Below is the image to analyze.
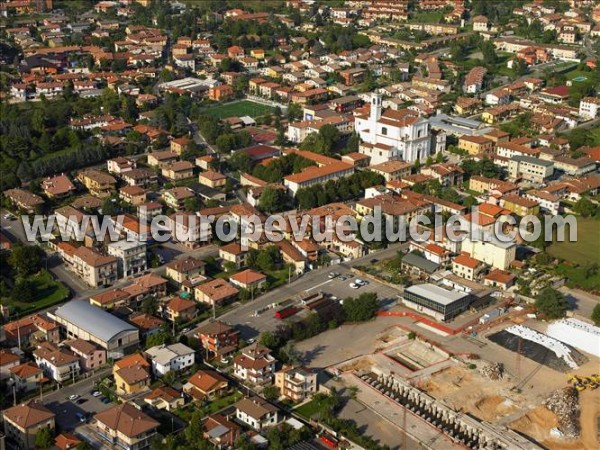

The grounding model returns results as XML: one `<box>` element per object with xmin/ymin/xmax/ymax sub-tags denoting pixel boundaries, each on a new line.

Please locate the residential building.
<box><xmin>145</xmin><ymin>343</ymin><xmax>195</xmax><ymax>376</ymax></box>
<box><xmin>501</xmin><ymin>194</ymin><xmax>541</xmax><ymax>217</ymax></box>
<box><xmin>451</xmin><ymin>254</ymin><xmax>486</xmax><ymax>281</ymax></box>
<box><xmin>3</xmin><ymin>188</ymin><xmax>44</xmax><ymax>213</ymax></box>
<box><xmin>461</xmin><ymin>235</ymin><xmax>517</xmax><ymax>270</ymax></box>
<box><xmin>197</xmin><ymin>320</ymin><xmax>240</xmax><ymax>360</ymax></box>
<box><xmin>202</xmin><ymin>414</ymin><xmax>241</xmax><ymax>448</ymax></box>
<box><xmin>128</xmin><ymin>313</ymin><xmax>165</xmax><ymax>338</ymax></box>
<box><xmin>9</xmin><ymin>363</ymin><xmax>44</xmax><ymax>393</ymax></box>
<box><xmin>163</xmin><ymin>296</ymin><xmax>197</xmax><ymax>323</ymax></box>
<box><xmin>219</xmin><ymin>242</ymin><xmax>248</xmax><ymax>269</ymax></box>
<box><xmin>183</xmin><ymin>369</ymin><xmax>229</xmax><ymax>401</ymax></box>
<box><xmin>33</xmin><ymin>342</ymin><xmax>80</xmax><ymax>383</ymax></box>
<box><xmin>2</xmin><ymin>314</ymin><xmax>60</xmax><ymax>347</ymax></box>
<box><xmin>61</xmin><ymin>246</ymin><xmax>118</xmax><ymax>288</ymax></box>
<box><xmin>94</xmin><ymin>403</ymin><xmax>159</xmax><ymax>450</ymax></box>
<box><xmin>199</xmin><ymin>170</ymin><xmax>227</xmax><ymax>188</ymax></box>
<box><xmin>229</xmin><ymin>269</ymin><xmax>267</xmax><ymax>291</ymax></box>
<box><xmin>65</xmin><ymin>339</ymin><xmax>106</xmax><ymax>371</ymax></box>
<box><xmin>77</xmin><ymin>170</ymin><xmax>117</xmax><ymax>197</ymax></box>
<box><xmin>402</xmin><ymin>284</ymin><xmax>471</xmax><ymax>321</ymax></box>
<box><xmin>233</xmin><ymin>343</ymin><xmax>276</xmax><ymax>385</ymax></box>
<box><xmin>2</xmin><ymin>401</ymin><xmax>55</xmax><ymax>450</ymax></box>
<box><xmin>41</xmin><ymin>174</ymin><xmax>76</xmax><ymax>198</ymax></box>
<box><xmin>508</xmin><ymin>155</ymin><xmax>554</xmax><ymax>183</ymax></box>
<box><xmin>165</xmin><ymin>256</ymin><xmax>205</xmax><ymax>287</ymax></box>
<box><xmin>195</xmin><ymin>279</ymin><xmax>239</xmax><ymax>305</ymax></box>
<box><xmin>89</xmin><ymin>289</ymin><xmax>131</xmax><ymax>309</ymax></box>
<box><xmin>579</xmin><ymin>97</ymin><xmax>600</xmax><ymax>119</ymax></box>
<box><xmin>458</xmin><ymin>135</ymin><xmax>494</xmax><ymax>155</ymax></box>
<box><xmin>234</xmin><ymin>397</ymin><xmax>280</xmax><ymax>431</ymax></box>
<box><xmin>143</xmin><ymin>386</ymin><xmax>184</xmax><ymax>412</ymax></box>
<box><xmin>113</xmin><ymin>354</ymin><xmax>151</xmax><ymax>396</ymax></box>
<box><xmin>107</xmin><ymin>240</ymin><xmax>147</xmax><ymax>278</ymax></box>
<box><xmin>367</xmin><ymin>160</ymin><xmax>412</xmax><ymax>182</ymax></box>
<box><xmin>0</xmin><ymin>350</ymin><xmax>20</xmax><ymax>380</ymax></box>
<box><xmin>162</xmin><ymin>161</ymin><xmax>194</xmax><ymax>181</ymax></box>
<box><xmin>274</xmin><ymin>366</ymin><xmax>318</xmax><ymax>401</ymax></box>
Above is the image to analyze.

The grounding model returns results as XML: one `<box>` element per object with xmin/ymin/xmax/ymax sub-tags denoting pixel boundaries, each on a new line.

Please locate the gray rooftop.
<box><xmin>405</xmin><ymin>283</ymin><xmax>469</xmax><ymax>306</ymax></box>
<box><xmin>402</xmin><ymin>252</ymin><xmax>440</xmax><ymax>274</ymax></box>
<box><xmin>511</xmin><ymin>155</ymin><xmax>554</xmax><ymax>167</ymax></box>
<box><xmin>53</xmin><ymin>301</ymin><xmax>138</xmax><ymax>343</ymax></box>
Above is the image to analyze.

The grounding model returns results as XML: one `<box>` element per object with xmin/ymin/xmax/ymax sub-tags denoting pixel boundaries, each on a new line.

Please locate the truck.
<box><xmin>275</xmin><ymin>306</ymin><xmax>299</xmax><ymax>319</ymax></box>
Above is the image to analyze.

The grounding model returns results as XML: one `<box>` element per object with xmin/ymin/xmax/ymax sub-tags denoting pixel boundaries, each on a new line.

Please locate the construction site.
<box><xmin>302</xmin><ymin>305</ymin><xmax>600</xmax><ymax>450</ymax></box>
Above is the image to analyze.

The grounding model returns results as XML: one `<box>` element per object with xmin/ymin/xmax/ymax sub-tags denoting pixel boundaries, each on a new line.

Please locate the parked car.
<box><xmin>92</xmin><ymin>391</ymin><xmax>101</xmax><ymax>397</ymax></box>
<box><xmin>349</xmin><ymin>283</ymin><xmax>359</xmax><ymax>289</ymax></box>
<box><xmin>328</xmin><ymin>272</ymin><xmax>339</xmax><ymax>279</ymax></box>
<box><xmin>68</xmin><ymin>394</ymin><xmax>79</xmax><ymax>401</ymax></box>
<box><xmin>76</xmin><ymin>413</ymin><xmax>86</xmax><ymax>423</ymax></box>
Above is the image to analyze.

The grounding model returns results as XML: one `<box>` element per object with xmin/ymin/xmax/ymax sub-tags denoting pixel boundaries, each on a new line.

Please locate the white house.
<box><xmin>33</xmin><ymin>343</ymin><xmax>80</xmax><ymax>383</ymax></box>
<box><xmin>234</xmin><ymin>397</ymin><xmax>280</xmax><ymax>431</ymax></box>
<box><xmin>145</xmin><ymin>343</ymin><xmax>195</xmax><ymax>376</ymax></box>
<box><xmin>579</xmin><ymin>97</ymin><xmax>600</xmax><ymax>119</ymax></box>
<box><xmin>355</xmin><ymin>93</ymin><xmax>434</xmax><ymax>164</ymax></box>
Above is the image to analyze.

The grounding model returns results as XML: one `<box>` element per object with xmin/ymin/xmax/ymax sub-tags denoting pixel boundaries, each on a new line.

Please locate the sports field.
<box><xmin>203</xmin><ymin>100</ymin><xmax>276</xmax><ymax>119</ymax></box>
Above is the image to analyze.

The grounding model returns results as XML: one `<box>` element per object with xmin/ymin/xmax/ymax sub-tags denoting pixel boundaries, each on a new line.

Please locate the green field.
<box><xmin>548</xmin><ymin>217</ymin><xmax>600</xmax><ymax>290</ymax></box>
<box><xmin>2</xmin><ymin>270</ymin><xmax>70</xmax><ymax>314</ymax></box>
<box><xmin>408</xmin><ymin>11</ymin><xmax>445</xmax><ymax>23</ymax></box>
<box><xmin>203</xmin><ymin>100</ymin><xmax>276</xmax><ymax>119</ymax></box>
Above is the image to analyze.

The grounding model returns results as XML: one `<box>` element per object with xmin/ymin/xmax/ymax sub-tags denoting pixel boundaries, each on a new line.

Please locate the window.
<box><xmin>382</xmin><ymin>127</ymin><xmax>388</xmax><ymax>136</ymax></box>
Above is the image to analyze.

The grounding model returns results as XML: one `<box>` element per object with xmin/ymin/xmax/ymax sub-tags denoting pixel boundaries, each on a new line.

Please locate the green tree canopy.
<box><xmin>534</xmin><ymin>287</ymin><xmax>569</xmax><ymax>319</ymax></box>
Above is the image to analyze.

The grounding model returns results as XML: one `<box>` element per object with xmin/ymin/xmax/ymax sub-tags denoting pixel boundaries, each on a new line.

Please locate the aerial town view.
<box><xmin>1</xmin><ymin>0</ymin><xmax>600</xmax><ymax>449</ymax></box>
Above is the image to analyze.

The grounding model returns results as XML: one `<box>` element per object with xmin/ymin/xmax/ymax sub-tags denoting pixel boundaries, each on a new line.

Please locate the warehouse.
<box><xmin>49</xmin><ymin>301</ymin><xmax>139</xmax><ymax>359</ymax></box>
<box><xmin>402</xmin><ymin>283</ymin><xmax>471</xmax><ymax>321</ymax></box>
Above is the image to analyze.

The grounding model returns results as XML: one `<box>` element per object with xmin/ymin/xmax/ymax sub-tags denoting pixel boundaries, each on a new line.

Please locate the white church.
<box><xmin>355</xmin><ymin>93</ymin><xmax>442</xmax><ymax>165</ymax></box>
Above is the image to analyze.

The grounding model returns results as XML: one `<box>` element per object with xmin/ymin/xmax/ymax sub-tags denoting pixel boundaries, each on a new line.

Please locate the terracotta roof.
<box><xmin>186</xmin><ymin>369</ymin><xmax>228</xmax><ymax>393</ymax></box>
<box><xmin>200</xmin><ymin>170</ymin><xmax>227</xmax><ymax>181</ymax></box>
<box><xmin>41</xmin><ymin>174</ymin><xmax>76</xmax><ymax>196</ymax></box>
<box><xmin>33</xmin><ymin>342</ymin><xmax>79</xmax><ymax>366</ymax></box>
<box><xmin>230</xmin><ymin>269</ymin><xmax>267</xmax><ymax>286</ymax></box>
<box><xmin>115</xmin><ymin>364</ymin><xmax>150</xmax><ymax>384</ymax></box>
<box><xmin>9</xmin><ymin>362</ymin><xmax>42</xmax><ymax>379</ymax></box>
<box><xmin>502</xmin><ymin>194</ymin><xmax>539</xmax><ymax>208</ymax></box>
<box><xmin>74</xmin><ymin>246</ymin><xmax>117</xmax><ymax>267</ymax></box>
<box><xmin>94</xmin><ymin>403</ymin><xmax>159</xmax><ymax>438</ymax></box>
<box><xmin>166</xmin><ymin>256</ymin><xmax>205</xmax><ymax>273</ymax></box>
<box><xmin>196</xmin><ymin>279</ymin><xmax>239</xmax><ymax>303</ymax></box>
<box><xmin>167</xmin><ymin>296</ymin><xmax>196</xmax><ymax>312</ymax></box>
<box><xmin>485</xmin><ymin>269</ymin><xmax>516</xmax><ymax>284</ymax></box>
<box><xmin>197</xmin><ymin>320</ymin><xmax>236</xmax><ymax>336</ymax></box>
<box><xmin>0</xmin><ymin>349</ymin><xmax>20</xmax><ymax>366</ymax></box>
<box><xmin>453</xmin><ymin>254</ymin><xmax>483</xmax><ymax>269</ymax></box>
<box><xmin>55</xmin><ymin>433</ymin><xmax>81</xmax><ymax>450</ymax></box>
<box><xmin>129</xmin><ymin>313</ymin><xmax>164</xmax><ymax>332</ymax></box>
<box><xmin>234</xmin><ymin>397</ymin><xmax>278</xmax><ymax>419</ymax></box>
<box><xmin>65</xmin><ymin>339</ymin><xmax>100</xmax><ymax>355</ymax></box>
<box><xmin>144</xmin><ymin>385</ymin><xmax>180</xmax><ymax>402</ymax></box>
<box><xmin>3</xmin><ymin>400</ymin><xmax>55</xmax><ymax>429</ymax></box>
<box><xmin>114</xmin><ymin>353</ymin><xmax>150</xmax><ymax>371</ymax></box>
<box><xmin>90</xmin><ymin>289</ymin><xmax>130</xmax><ymax>305</ymax></box>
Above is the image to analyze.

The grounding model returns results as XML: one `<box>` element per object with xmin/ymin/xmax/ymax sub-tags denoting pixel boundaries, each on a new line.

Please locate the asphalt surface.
<box><xmin>190</xmin><ymin>242</ymin><xmax>408</xmax><ymax>340</ymax></box>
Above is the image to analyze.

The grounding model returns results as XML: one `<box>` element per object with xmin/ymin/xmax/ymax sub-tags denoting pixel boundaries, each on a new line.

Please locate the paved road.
<box><xmin>190</xmin><ymin>242</ymin><xmax>408</xmax><ymax>339</ymax></box>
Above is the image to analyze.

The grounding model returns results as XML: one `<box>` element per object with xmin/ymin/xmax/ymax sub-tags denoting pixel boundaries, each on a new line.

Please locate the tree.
<box><xmin>279</xmin><ymin>342</ymin><xmax>303</xmax><ymax>366</ymax></box>
<box><xmin>262</xmin><ymin>385</ymin><xmax>280</xmax><ymax>401</ymax></box>
<box><xmin>573</xmin><ymin>197</ymin><xmax>597</xmax><ymax>218</ymax></box>
<box><xmin>184</xmin><ymin>197</ymin><xmax>200</xmax><ymax>212</ymax></box>
<box><xmin>35</xmin><ymin>427</ymin><xmax>53</xmax><ymax>449</ymax></box>
<box><xmin>259</xmin><ymin>331</ymin><xmax>280</xmax><ymax>349</ymax></box>
<box><xmin>12</xmin><ymin>278</ymin><xmax>36</xmax><ymax>302</ymax></box>
<box><xmin>342</xmin><ymin>292</ymin><xmax>379</xmax><ymax>322</ymax></box>
<box><xmin>229</xmin><ymin>151</ymin><xmax>252</xmax><ymax>173</ymax></box>
<box><xmin>259</xmin><ymin>186</ymin><xmax>287</xmax><ymax>213</ymax></box>
<box><xmin>592</xmin><ymin>304</ymin><xmax>600</xmax><ymax>326</ymax></box>
<box><xmin>534</xmin><ymin>287</ymin><xmax>569</xmax><ymax>319</ymax></box>
<box><xmin>8</xmin><ymin>244</ymin><xmax>44</xmax><ymax>278</ymax></box>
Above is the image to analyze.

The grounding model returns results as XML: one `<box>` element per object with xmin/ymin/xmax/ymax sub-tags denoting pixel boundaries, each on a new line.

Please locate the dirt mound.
<box><xmin>474</xmin><ymin>395</ymin><xmax>518</xmax><ymax>422</ymax></box>
<box><xmin>510</xmin><ymin>406</ymin><xmax>559</xmax><ymax>439</ymax></box>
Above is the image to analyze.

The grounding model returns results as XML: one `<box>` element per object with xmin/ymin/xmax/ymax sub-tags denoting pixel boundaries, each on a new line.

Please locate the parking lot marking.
<box><xmin>306</xmin><ymin>279</ymin><xmax>333</xmax><ymax>292</ymax></box>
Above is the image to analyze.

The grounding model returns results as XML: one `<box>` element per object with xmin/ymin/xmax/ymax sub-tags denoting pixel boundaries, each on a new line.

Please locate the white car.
<box><xmin>92</xmin><ymin>391</ymin><xmax>101</xmax><ymax>397</ymax></box>
<box><xmin>354</xmin><ymin>278</ymin><xmax>365</xmax><ymax>286</ymax></box>
<box><xmin>68</xmin><ymin>394</ymin><xmax>79</xmax><ymax>401</ymax></box>
<box><xmin>349</xmin><ymin>283</ymin><xmax>360</xmax><ymax>289</ymax></box>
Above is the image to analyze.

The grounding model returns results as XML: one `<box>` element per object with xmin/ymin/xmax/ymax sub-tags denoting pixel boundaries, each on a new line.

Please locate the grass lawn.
<box><xmin>2</xmin><ymin>270</ymin><xmax>69</xmax><ymax>314</ymax></box>
<box><xmin>295</xmin><ymin>397</ymin><xmax>329</xmax><ymax>419</ymax></box>
<box><xmin>199</xmin><ymin>391</ymin><xmax>243</xmax><ymax>415</ymax></box>
<box><xmin>408</xmin><ymin>11</ymin><xmax>444</xmax><ymax>23</ymax></box>
<box><xmin>548</xmin><ymin>216</ymin><xmax>600</xmax><ymax>290</ymax></box>
<box><xmin>202</xmin><ymin>100</ymin><xmax>276</xmax><ymax>119</ymax></box>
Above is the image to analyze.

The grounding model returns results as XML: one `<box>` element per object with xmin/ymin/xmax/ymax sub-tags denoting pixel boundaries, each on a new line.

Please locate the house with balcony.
<box><xmin>33</xmin><ymin>342</ymin><xmax>80</xmax><ymax>383</ymax></box>
<box><xmin>94</xmin><ymin>403</ymin><xmax>159</xmax><ymax>450</ymax></box>
<box><xmin>9</xmin><ymin>363</ymin><xmax>44</xmax><ymax>393</ymax></box>
<box><xmin>107</xmin><ymin>240</ymin><xmax>147</xmax><ymax>278</ymax></box>
<box><xmin>2</xmin><ymin>400</ymin><xmax>55</xmax><ymax>450</ymax></box>
<box><xmin>234</xmin><ymin>397</ymin><xmax>280</xmax><ymax>431</ymax></box>
<box><xmin>197</xmin><ymin>321</ymin><xmax>240</xmax><ymax>360</ymax></box>
<box><xmin>145</xmin><ymin>343</ymin><xmax>195</xmax><ymax>376</ymax></box>
<box><xmin>113</xmin><ymin>354</ymin><xmax>151</xmax><ymax>396</ymax></box>
<box><xmin>233</xmin><ymin>343</ymin><xmax>277</xmax><ymax>385</ymax></box>
<box><xmin>274</xmin><ymin>366</ymin><xmax>318</xmax><ymax>402</ymax></box>
<box><xmin>65</xmin><ymin>339</ymin><xmax>106</xmax><ymax>372</ymax></box>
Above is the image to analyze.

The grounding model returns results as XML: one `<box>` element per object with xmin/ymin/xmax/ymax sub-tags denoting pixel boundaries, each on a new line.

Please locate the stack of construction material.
<box><xmin>480</xmin><ymin>362</ymin><xmax>504</xmax><ymax>380</ymax></box>
<box><xmin>543</xmin><ymin>387</ymin><xmax>580</xmax><ymax>438</ymax></box>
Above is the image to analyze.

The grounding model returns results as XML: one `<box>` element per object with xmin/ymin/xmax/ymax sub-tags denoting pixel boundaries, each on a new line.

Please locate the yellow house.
<box><xmin>250</xmin><ymin>49</ymin><xmax>265</xmax><ymax>60</ymax></box>
<box><xmin>458</xmin><ymin>135</ymin><xmax>494</xmax><ymax>156</ymax></box>
<box><xmin>113</xmin><ymin>354</ymin><xmax>151</xmax><ymax>396</ymax></box>
<box><xmin>264</xmin><ymin>66</ymin><xmax>282</xmax><ymax>79</ymax></box>
<box><xmin>199</xmin><ymin>170</ymin><xmax>227</xmax><ymax>188</ymax></box>
<box><xmin>77</xmin><ymin>170</ymin><xmax>117</xmax><ymax>197</ymax></box>
<box><xmin>500</xmin><ymin>194</ymin><xmax>540</xmax><ymax>217</ymax></box>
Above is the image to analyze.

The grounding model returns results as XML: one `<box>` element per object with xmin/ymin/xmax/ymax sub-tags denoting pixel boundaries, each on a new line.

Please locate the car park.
<box><xmin>76</xmin><ymin>398</ymin><xmax>87</xmax><ymax>405</ymax></box>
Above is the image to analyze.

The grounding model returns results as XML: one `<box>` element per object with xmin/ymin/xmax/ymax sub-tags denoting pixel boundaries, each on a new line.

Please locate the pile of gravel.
<box><xmin>543</xmin><ymin>387</ymin><xmax>580</xmax><ymax>438</ymax></box>
<box><xmin>480</xmin><ymin>362</ymin><xmax>504</xmax><ymax>380</ymax></box>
